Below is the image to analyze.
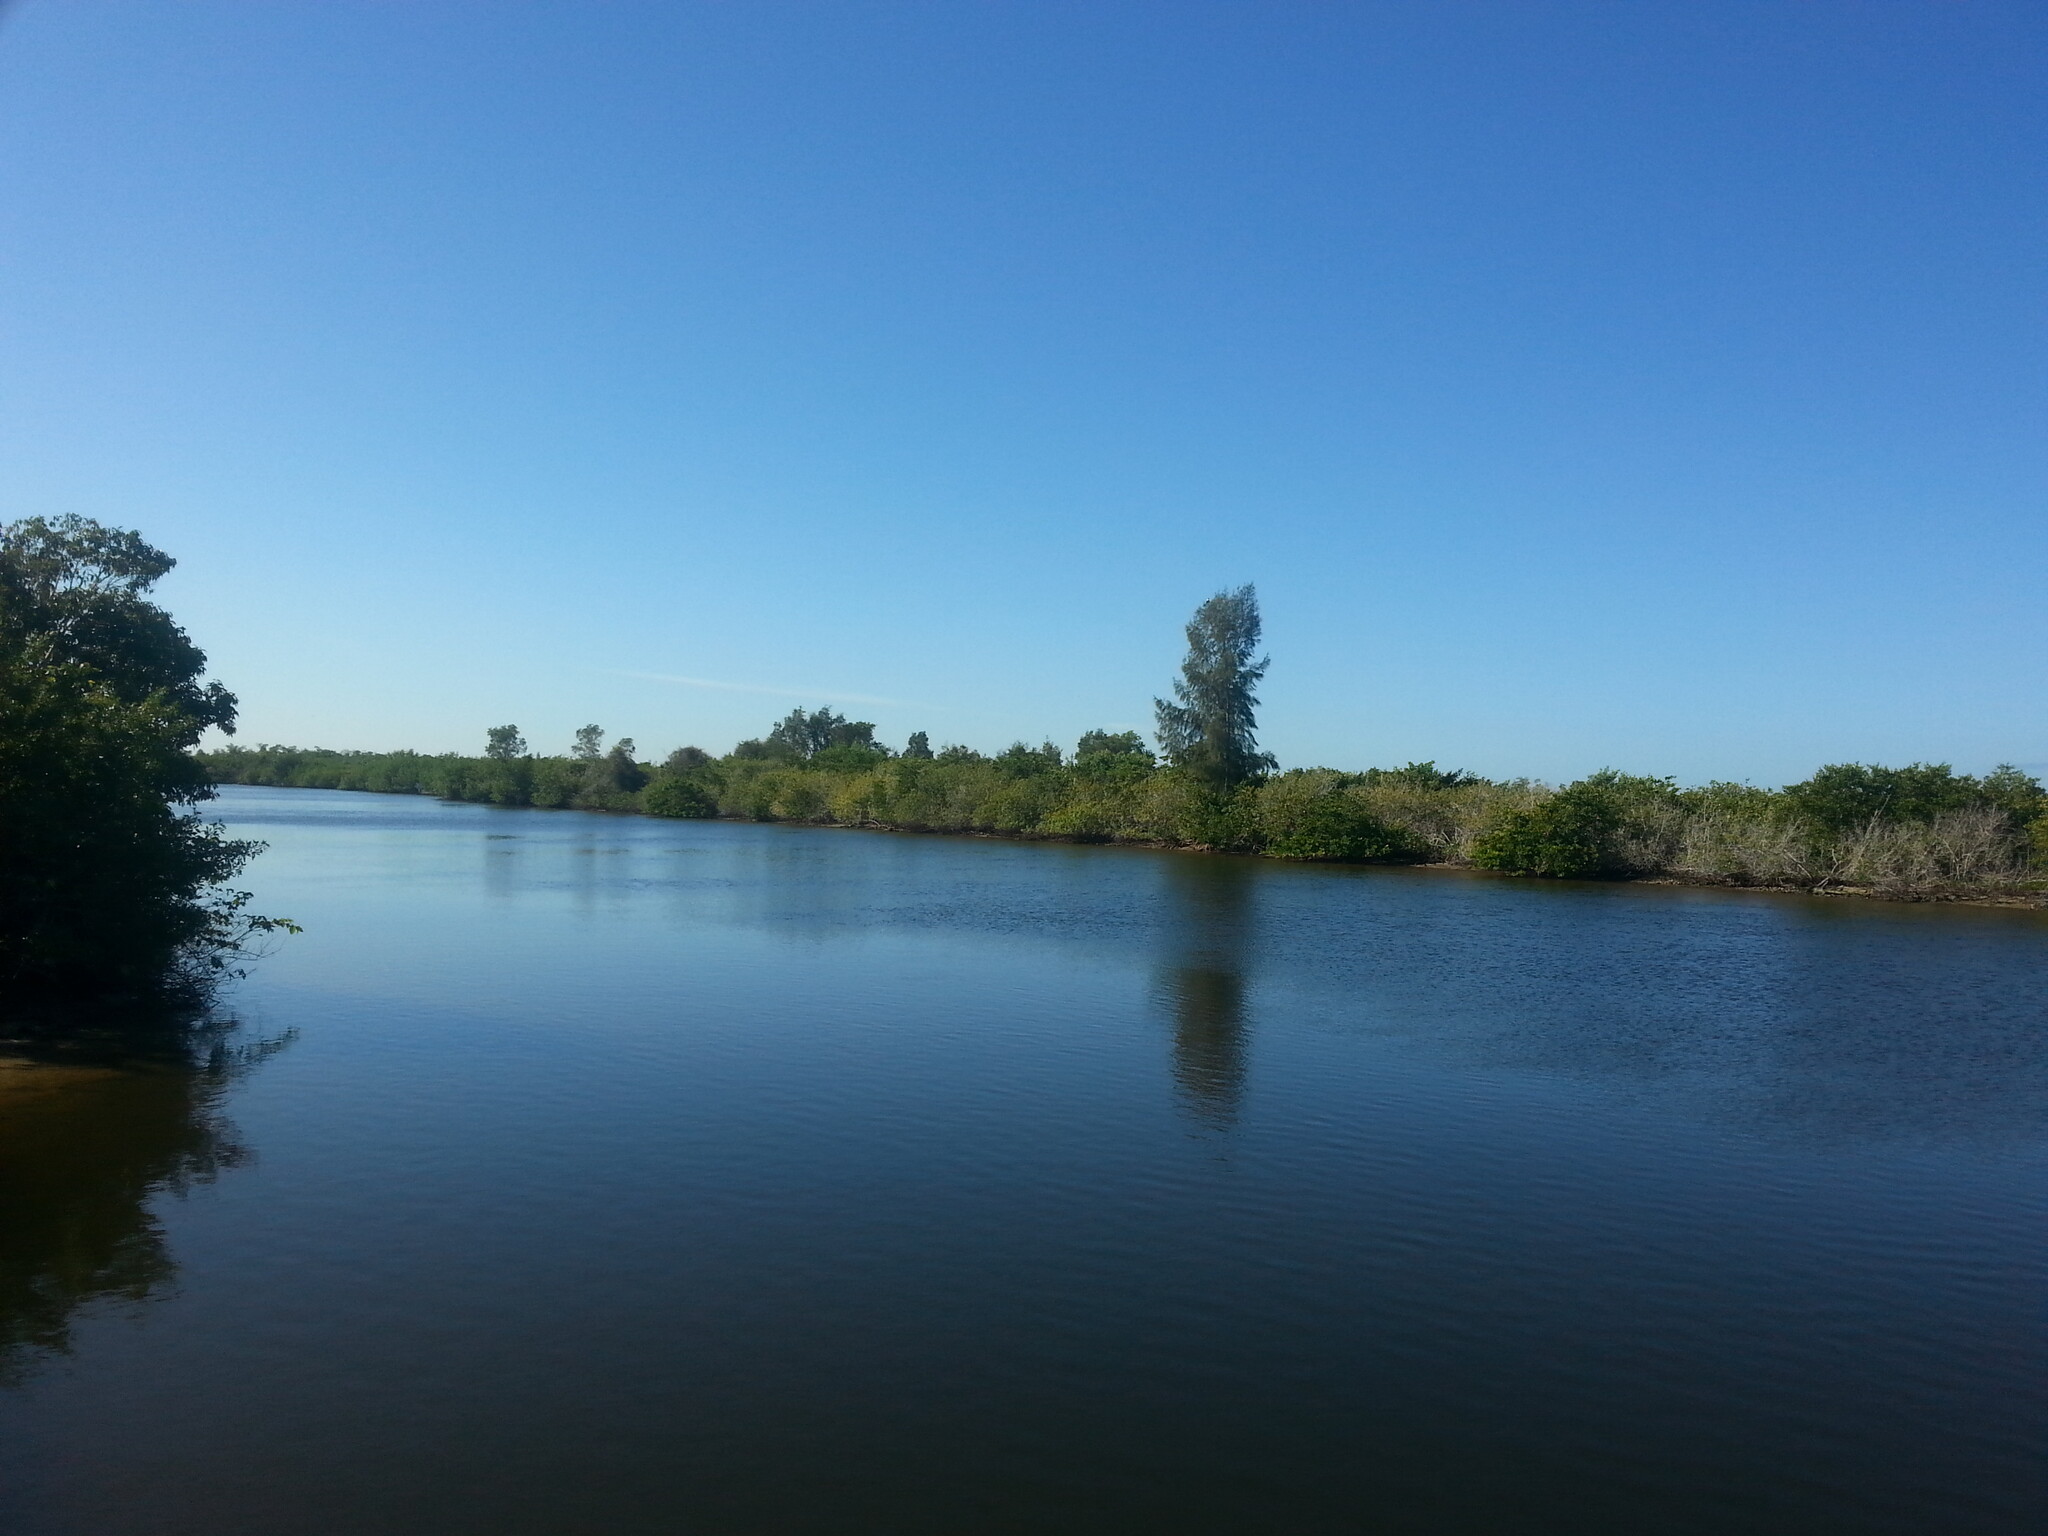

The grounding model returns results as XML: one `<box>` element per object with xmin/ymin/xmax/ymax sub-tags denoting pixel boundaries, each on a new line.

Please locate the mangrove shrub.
<box><xmin>0</xmin><ymin>517</ymin><xmax>283</xmax><ymax>1004</ymax></box>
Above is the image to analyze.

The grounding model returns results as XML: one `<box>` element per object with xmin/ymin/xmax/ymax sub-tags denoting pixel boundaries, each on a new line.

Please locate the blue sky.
<box><xmin>1</xmin><ymin>1</ymin><xmax>2041</xmax><ymax>782</ymax></box>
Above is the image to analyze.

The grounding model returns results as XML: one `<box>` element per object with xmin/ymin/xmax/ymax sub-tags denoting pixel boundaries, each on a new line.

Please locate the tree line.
<box><xmin>205</xmin><ymin>585</ymin><xmax>2048</xmax><ymax>901</ymax></box>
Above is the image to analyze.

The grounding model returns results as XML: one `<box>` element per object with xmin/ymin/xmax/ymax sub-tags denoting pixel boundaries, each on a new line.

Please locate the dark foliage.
<box><xmin>0</xmin><ymin>517</ymin><xmax>285</xmax><ymax>1004</ymax></box>
<box><xmin>1359</xmin><ymin>761</ymin><xmax>1479</xmax><ymax>790</ymax></box>
<box><xmin>1471</xmin><ymin>783</ymin><xmax>1625</xmax><ymax>878</ymax></box>
<box><xmin>1259</xmin><ymin>773</ymin><xmax>1421</xmax><ymax>862</ymax></box>
<box><xmin>1076</xmin><ymin>729</ymin><xmax>1147</xmax><ymax>759</ymax></box>
<box><xmin>602</xmin><ymin>739</ymin><xmax>649</xmax><ymax>794</ymax></box>
<box><xmin>1783</xmin><ymin>762</ymin><xmax>2037</xmax><ymax>833</ymax></box>
<box><xmin>643</xmin><ymin>776</ymin><xmax>717</xmax><ymax>818</ymax></box>
<box><xmin>995</xmin><ymin>741</ymin><xmax>1064</xmax><ymax>777</ymax></box>
<box><xmin>767</xmin><ymin>706</ymin><xmax>879</xmax><ymax>760</ymax></box>
<box><xmin>1155</xmin><ymin>585</ymin><xmax>1276</xmax><ymax>792</ymax></box>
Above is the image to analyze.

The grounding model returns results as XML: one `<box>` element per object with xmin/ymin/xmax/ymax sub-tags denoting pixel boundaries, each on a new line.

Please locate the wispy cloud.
<box><xmin>608</xmin><ymin>670</ymin><xmax>917</xmax><ymax>709</ymax></box>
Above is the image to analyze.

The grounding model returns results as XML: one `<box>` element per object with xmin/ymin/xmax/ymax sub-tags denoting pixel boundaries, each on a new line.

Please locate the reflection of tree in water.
<box><xmin>1158</xmin><ymin>857</ymin><xmax>1257</xmax><ymax>1128</ymax></box>
<box><xmin>0</xmin><ymin>1026</ymin><xmax>286</xmax><ymax>1382</ymax></box>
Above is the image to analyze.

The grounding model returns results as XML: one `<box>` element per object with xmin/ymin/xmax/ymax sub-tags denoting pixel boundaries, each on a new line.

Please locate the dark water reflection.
<box><xmin>0</xmin><ymin>788</ymin><xmax>2043</xmax><ymax>1536</ymax></box>
<box><xmin>0</xmin><ymin>1041</ymin><xmax>268</xmax><ymax>1383</ymax></box>
<box><xmin>1159</xmin><ymin>857</ymin><xmax>1255</xmax><ymax>1126</ymax></box>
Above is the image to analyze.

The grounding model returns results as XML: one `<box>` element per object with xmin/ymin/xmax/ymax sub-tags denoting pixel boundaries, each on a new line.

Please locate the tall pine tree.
<box><xmin>1154</xmin><ymin>585</ymin><xmax>1276</xmax><ymax>792</ymax></box>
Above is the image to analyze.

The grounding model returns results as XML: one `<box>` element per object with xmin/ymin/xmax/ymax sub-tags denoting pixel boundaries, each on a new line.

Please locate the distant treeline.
<box><xmin>203</xmin><ymin>716</ymin><xmax>2048</xmax><ymax>902</ymax></box>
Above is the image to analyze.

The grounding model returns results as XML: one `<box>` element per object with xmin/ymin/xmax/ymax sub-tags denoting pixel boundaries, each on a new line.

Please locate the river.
<box><xmin>2</xmin><ymin>784</ymin><xmax>2043</xmax><ymax>1534</ymax></box>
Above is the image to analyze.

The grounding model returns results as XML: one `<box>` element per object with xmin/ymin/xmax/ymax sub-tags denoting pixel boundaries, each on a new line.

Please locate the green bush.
<box><xmin>809</xmin><ymin>744</ymin><xmax>889</xmax><ymax>773</ymax></box>
<box><xmin>1470</xmin><ymin>784</ymin><xmax>1623</xmax><ymax>878</ymax></box>
<box><xmin>643</xmin><ymin>776</ymin><xmax>717</xmax><ymax>818</ymax></box>
<box><xmin>529</xmin><ymin>758</ymin><xmax>582</xmax><ymax>808</ymax></box>
<box><xmin>723</xmin><ymin>771</ymin><xmax>780</xmax><ymax>821</ymax></box>
<box><xmin>1257</xmin><ymin>771</ymin><xmax>1418</xmax><ymax>862</ymax></box>
<box><xmin>770</xmin><ymin>775</ymin><xmax>831</xmax><ymax>821</ymax></box>
<box><xmin>1172</xmin><ymin>780</ymin><xmax>1264</xmax><ymax>852</ymax></box>
<box><xmin>1784</xmin><ymin>763</ymin><xmax>1982</xmax><ymax>832</ymax></box>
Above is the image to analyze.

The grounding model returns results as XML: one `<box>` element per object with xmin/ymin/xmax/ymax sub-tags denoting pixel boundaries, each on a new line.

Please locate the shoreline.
<box><xmin>212</xmin><ymin>782</ymin><xmax>2048</xmax><ymax>910</ymax></box>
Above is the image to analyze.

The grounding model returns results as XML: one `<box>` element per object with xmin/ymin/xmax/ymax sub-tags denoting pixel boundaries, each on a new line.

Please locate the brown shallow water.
<box><xmin>1</xmin><ymin>784</ymin><xmax>2043</xmax><ymax>1534</ymax></box>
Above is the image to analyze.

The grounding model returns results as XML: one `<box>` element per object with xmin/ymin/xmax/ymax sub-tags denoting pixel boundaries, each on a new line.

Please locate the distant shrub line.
<box><xmin>200</xmin><ymin>739</ymin><xmax>2048</xmax><ymax>903</ymax></box>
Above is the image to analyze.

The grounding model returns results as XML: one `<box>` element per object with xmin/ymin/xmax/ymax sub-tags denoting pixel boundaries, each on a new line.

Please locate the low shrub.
<box><xmin>1470</xmin><ymin>784</ymin><xmax>1624</xmax><ymax>878</ymax></box>
<box><xmin>643</xmin><ymin>776</ymin><xmax>717</xmax><ymax>818</ymax></box>
<box><xmin>1673</xmin><ymin>811</ymin><xmax>1833</xmax><ymax>888</ymax></box>
<box><xmin>1257</xmin><ymin>772</ymin><xmax>1418</xmax><ymax>862</ymax></box>
<box><xmin>1835</xmin><ymin>806</ymin><xmax>2028</xmax><ymax>895</ymax></box>
<box><xmin>1350</xmin><ymin>778</ymin><xmax>1538</xmax><ymax>862</ymax></box>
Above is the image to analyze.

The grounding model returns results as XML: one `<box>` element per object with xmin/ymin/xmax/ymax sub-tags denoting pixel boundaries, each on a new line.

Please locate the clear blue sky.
<box><xmin>1</xmin><ymin>1</ymin><xmax>2041</xmax><ymax>783</ymax></box>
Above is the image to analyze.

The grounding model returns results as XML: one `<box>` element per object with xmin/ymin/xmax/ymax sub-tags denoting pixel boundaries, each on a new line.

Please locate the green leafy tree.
<box><xmin>767</xmin><ymin>706</ymin><xmax>879</xmax><ymax>760</ymax></box>
<box><xmin>1360</xmin><ymin>761</ymin><xmax>1479</xmax><ymax>790</ymax></box>
<box><xmin>480</xmin><ymin>725</ymin><xmax>532</xmax><ymax>805</ymax></box>
<box><xmin>995</xmin><ymin>741</ymin><xmax>1063</xmax><ymax>777</ymax></box>
<box><xmin>1977</xmin><ymin>764</ymin><xmax>2046</xmax><ymax>825</ymax></box>
<box><xmin>664</xmin><ymin>746</ymin><xmax>712</xmax><ymax>772</ymax></box>
<box><xmin>1782</xmin><ymin>763</ymin><xmax>1982</xmax><ymax>832</ymax></box>
<box><xmin>0</xmin><ymin>517</ymin><xmax>286</xmax><ymax>1005</ymax></box>
<box><xmin>602</xmin><ymin>738</ymin><xmax>649</xmax><ymax>794</ymax></box>
<box><xmin>1076</xmin><ymin>729</ymin><xmax>1148</xmax><ymax>760</ymax></box>
<box><xmin>827</xmin><ymin>717</ymin><xmax>878</xmax><ymax>751</ymax></box>
<box><xmin>1155</xmin><ymin>585</ymin><xmax>1277</xmax><ymax>792</ymax></box>
<box><xmin>0</xmin><ymin>516</ymin><xmax>235</xmax><ymax>732</ymax></box>
<box><xmin>572</xmin><ymin>724</ymin><xmax>605</xmax><ymax>761</ymax></box>
<box><xmin>1073</xmin><ymin>729</ymin><xmax>1155</xmax><ymax>783</ymax></box>
<box><xmin>767</xmin><ymin>708</ymin><xmax>824</xmax><ymax>757</ymax></box>
<box><xmin>902</xmin><ymin>731</ymin><xmax>933</xmax><ymax>760</ymax></box>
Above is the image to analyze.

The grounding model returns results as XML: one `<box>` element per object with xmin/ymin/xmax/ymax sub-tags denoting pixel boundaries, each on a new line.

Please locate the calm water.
<box><xmin>2</xmin><ymin>785</ymin><xmax>2044</xmax><ymax>1534</ymax></box>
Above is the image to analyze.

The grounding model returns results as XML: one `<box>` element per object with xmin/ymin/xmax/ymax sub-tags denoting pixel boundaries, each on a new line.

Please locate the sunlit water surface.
<box><xmin>2</xmin><ymin>785</ymin><xmax>2043</xmax><ymax>1534</ymax></box>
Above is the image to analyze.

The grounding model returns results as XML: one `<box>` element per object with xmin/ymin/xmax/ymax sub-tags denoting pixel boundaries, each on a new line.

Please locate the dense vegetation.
<box><xmin>201</xmin><ymin>740</ymin><xmax>2048</xmax><ymax>899</ymax></box>
<box><xmin>204</xmin><ymin>586</ymin><xmax>2048</xmax><ymax>902</ymax></box>
<box><xmin>0</xmin><ymin>518</ymin><xmax>289</xmax><ymax>1017</ymax></box>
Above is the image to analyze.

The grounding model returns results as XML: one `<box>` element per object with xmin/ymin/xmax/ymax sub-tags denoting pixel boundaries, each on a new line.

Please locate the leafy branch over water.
<box><xmin>0</xmin><ymin>517</ymin><xmax>294</xmax><ymax>1021</ymax></box>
